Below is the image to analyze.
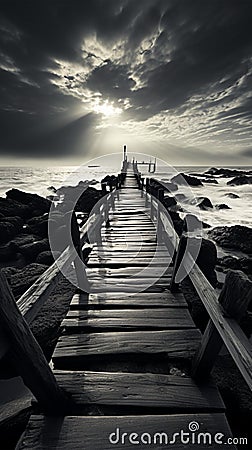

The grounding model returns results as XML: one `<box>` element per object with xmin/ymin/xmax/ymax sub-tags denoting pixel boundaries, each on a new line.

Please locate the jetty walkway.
<box><xmin>0</xmin><ymin>161</ymin><xmax>251</xmax><ymax>448</ymax></box>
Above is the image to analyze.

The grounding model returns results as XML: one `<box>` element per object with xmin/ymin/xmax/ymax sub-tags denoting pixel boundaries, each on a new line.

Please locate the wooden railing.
<box><xmin>0</xmin><ymin>167</ymin><xmax>251</xmax><ymax>425</ymax></box>
<box><xmin>0</xmin><ymin>186</ymin><xmax>119</xmax><ymax>420</ymax></box>
<box><xmin>140</xmin><ymin>175</ymin><xmax>252</xmax><ymax>391</ymax></box>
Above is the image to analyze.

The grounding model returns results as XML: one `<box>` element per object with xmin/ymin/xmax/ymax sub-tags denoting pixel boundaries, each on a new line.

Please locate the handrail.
<box><xmin>0</xmin><ymin>188</ymin><xmax>116</xmax><ymax>362</ymax></box>
<box><xmin>142</xmin><ymin>178</ymin><xmax>252</xmax><ymax>390</ymax></box>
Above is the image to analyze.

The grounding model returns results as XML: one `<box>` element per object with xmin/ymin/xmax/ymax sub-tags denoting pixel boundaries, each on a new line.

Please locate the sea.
<box><xmin>0</xmin><ymin>163</ymin><xmax>251</xmax><ymax>228</ymax></box>
<box><xmin>0</xmin><ymin>162</ymin><xmax>251</xmax><ymax>413</ymax></box>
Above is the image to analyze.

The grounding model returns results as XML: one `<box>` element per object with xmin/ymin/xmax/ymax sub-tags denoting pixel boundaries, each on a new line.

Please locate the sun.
<box><xmin>93</xmin><ymin>99</ymin><xmax>122</xmax><ymax>117</ymax></box>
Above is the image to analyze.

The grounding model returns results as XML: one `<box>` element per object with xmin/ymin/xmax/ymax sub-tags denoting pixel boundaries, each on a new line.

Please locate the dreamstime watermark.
<box><xmin>108</xmin><ymin>421</ymin><xmax>248</xmax><ymax>446</ymax></box>
<box><xmin>48</xmin><ymin>152</ymin><xmax>203</xmax><ymax>293</ymax></box>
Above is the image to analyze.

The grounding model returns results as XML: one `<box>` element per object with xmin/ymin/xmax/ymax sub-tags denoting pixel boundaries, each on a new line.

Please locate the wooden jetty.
<box><xmin>0</xmin><ymin>160</ymin><xmax>251</xmax><ymax>449</ymax></box>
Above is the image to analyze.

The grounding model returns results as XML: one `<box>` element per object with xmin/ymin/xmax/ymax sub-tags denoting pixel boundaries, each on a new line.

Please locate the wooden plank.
<box><xmin>62</xmin><ymin>308</ymin><xmax>195</xmax><ymax>331</ymax></box>
<box><xmin>54</xmin><ymin>370</ymin><xmax>224</xmax><ymax>410</ymax></box>
<box><xmin>187</xmin><ymin>257</ymin><xmax>252</xmax><ymax>390</ymax></box>
<box><xmin>70</xmin><ymin>292</ymin><xmax>187</xmax><ymax>309</ymax></box>
<box><xmin>17</xmin><ymin>414</ymin><xmax>236</xmax><ymax>449</ymax></box>
<box><xmin>86</xmin><ymin>267</ymin><xmax>172</xmax><ymax>277</ymax></box>
<box><xmin>52</xmin><ymin>329</ymin><xmax>202</xmax><ymax>366</ymax></box>
<box><xmin>192</xmin><ymin>270</ymin><xmax>252</xmax><ymax>379</ymax></box>
<box><xmin>0</xmin><ymin>273</ymin><xmax>69</xmax><ymax>413</ymax></box>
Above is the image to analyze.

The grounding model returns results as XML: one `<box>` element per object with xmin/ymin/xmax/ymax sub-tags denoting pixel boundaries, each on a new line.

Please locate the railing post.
<box><xmin>0</xmin><ymin>272</ymin><xmax>70</xmax><ymax>414</ymax></box>
<box><xmin>156</xmin><ymin>189</ymin><xmax>164</xmax><ymax>240</ymax></box>
<box><xmin>192</xmin><ymin>270</ymin><xmax>252</xmax><ymax>379</ymax></box>
<box><xmin>101</xmin><ymin>182</ymin><xmax>107</xmax><ymax>195</ymax></box>
<box><xmin>72</xmin><ymin>212</ymin><xmax>90</xmax><ymax>291</ymax></box>
<box><xmin>170</xmin><ymin>234</ymin><xmax>187</xmax><ymax>292</ymax></box>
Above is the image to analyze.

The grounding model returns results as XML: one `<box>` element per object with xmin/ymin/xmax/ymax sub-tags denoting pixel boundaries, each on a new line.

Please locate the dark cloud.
<box><xmin>0</xmin><ymin>0</ymin><xmax>252</xmax><ymax>158</ymax></box>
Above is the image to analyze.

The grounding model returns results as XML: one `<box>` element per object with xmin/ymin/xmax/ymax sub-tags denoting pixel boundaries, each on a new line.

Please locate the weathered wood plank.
<box><xmin>17</xmin><ymin>414</ymin><xmax>235</xmax><ymax>449</ymax></box>
<box><xmin>54</xmin><ymin>370</ymin><xmax>224</xmax><ymax>410</ymax></box>
<box><xmin>192</xmin><ymin>270</ymin><xmax>252</xmax><ymax>379</ymax></box>
<box><xmin>187</xmin><ymin>257</ymin><xmax>252</xmax><ymax>390</ymax></box>
<box><xmin>70</xmin><ymin>292</ymin><xmax>187</xmax><ymax>309</ymax></box>
<box><xmin>86</xmin><ymin>267</ymin><xmax>172</xmax><ymax>278</ymax></box>
<box><xmin>52</xmin><ymin>329</ymin><xmax>202</xmax><ymax>367</ymax></box>
<box><xmin>62</xmin><ymin>308</ymin><xmax>195</xmax><ymax>331</ymax></box>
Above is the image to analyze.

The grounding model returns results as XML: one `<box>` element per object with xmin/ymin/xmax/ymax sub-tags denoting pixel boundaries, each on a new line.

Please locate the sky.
<box><xmin>0</xmin><ymin>0</ymin><xmax>252</xmax><ymax>166</ymax></box>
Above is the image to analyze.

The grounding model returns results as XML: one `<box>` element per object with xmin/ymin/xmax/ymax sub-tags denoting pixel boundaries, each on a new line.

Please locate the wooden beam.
<box><xmin>0</xmin><ymin>272</ymin><xmax>70</xmax><ymax>413</ymax></box>
<box><xmin>170</xmin><ymin>235</ymin><xmax>187</xmax><ymax>292</ymax></box>
<box><xmin>187</xmin><ymin>263</ymin><xmax>252</xmax><ymax>389</ymax></box>
<box><xmin>192</xmin><ymin>270</ymin><xmax>252</xmax><ymax>380</ymax></box>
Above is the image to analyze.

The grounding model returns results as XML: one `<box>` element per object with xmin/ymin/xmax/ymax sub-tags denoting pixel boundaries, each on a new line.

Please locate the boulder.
<box><xmin>209</xmin><ymin>225</ymin><xmax>252</xmax><ymax>254</ymax></box>
<box><xmin>205</xmin><ymin>167</ymin><xmax>252</xmax><ymax>177</ymax></box>
<box><xmin>10</xmin><ymin>234</ymin><xmax>41</xmax><ymax>247</ymax></box>
<box><xmin>0</xmin><ymin>215</ymin><xmax>23</xmax><ymax>232</ymax></box>
<box><xmin>0</xmin><ymin>197</ymin><xmax>31</xmax><ymax>218</ymax></box>
<box><xmin>0</xmin><ymin>243</ymin><xmax>16</xmax><ymax>262</ymax></box>
<box><xmin>217</xmin><ymin>255</ymin><xmax>252</xmax><ymax>276</ymax></box>
<box><xmin>196</xmin><ymin>197</ymin><xmax>213</xmax><ymax>209</ymax></box>
<box><xmin>227</xmin><ymin>175</ymin><xmax>252</xmax><ymax>186</ymax></box>
<box><xmin>13</xmin><ymin>238</ymin><xmax>49</xmax><ymax>261</ymax></box>
<box><xmin>165</xmin><ymin>210</ymin><xmax>184</xmax><ymax>236</ymax></box>
<box><xmin>27</xmin><ymin>214</ymin><xmax>48</xmax><ymax>238</ymax></box>
<box><xmin>196</xmin><ymin>238</ymin><xmax>217</xmax><ymax>286</ymax></box>
<box><xmin>161</xmin><ymin>181</ymin><xmax>178</xmax><ymax>192</ymax></box>
<box><xmin>215</xmin><ymin>204</ymin><xmax>231</xmax><ymax>210</ymax></box>
<box><xmin>76</xmin><ymin>187</ymin><xmax>104</xmax><ymax>213</ymax></box>
<box><xmin>0</xmin><ymin>221</ymin><xmax>18</xmax><ymax>244</ymax></box>
<box><xmin>217</xmin><ymin>256</ymin><xmax>242</xmax><ymax>271</ymax></box>
<box><xmin>183</xmin><ymin>214</ymin><xmax>203</xmax><ymax>232</ymax></box>
<box><xmin>202</xmin><ymin>178</ymin><xmax>218</xmax><ymax>184</ymax></box>
<box><xmin>36</xmin><ymin>250</ymin><xmax>57</xmax><ymax>265</ymax></box>
<box><xmin>171</xmin><ymin>173</ymin><xmax>203</xmax><ymax>186</ymax></box>
<box><xmin>2</xmin><ymin>263</ymin><xmax>48</xmax><ymax>300</ymax></box>
<box><xmin>6</xmin><ymin>188</ymin><xmax>51</xmax><ymax>214</ymax></box>
<box><xmin>224</xmin><ymin>193</ymin><xmax>240</xmax><ymax>199</ymax></box>
<box><xmin>163</xmin><ymin>196</ymin><xmax>177</xmax><ymax>208</ymax></box>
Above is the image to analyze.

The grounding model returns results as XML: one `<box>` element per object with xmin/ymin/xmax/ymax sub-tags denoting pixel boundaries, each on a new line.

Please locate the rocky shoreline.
<box><xmin>0</xmin><ymin>168</ymin><xmax>251</xmax><ymax>448</ymax></box>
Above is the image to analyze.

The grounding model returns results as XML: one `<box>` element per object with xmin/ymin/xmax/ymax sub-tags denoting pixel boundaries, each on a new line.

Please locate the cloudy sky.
<box><xmin>0</xmin><ymin>0</ymin><xmax>252</xmax><ymax>165</ymax></box>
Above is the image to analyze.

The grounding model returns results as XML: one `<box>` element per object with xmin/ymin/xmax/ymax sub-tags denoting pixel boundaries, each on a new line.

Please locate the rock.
<box><xmin>202</xmin><ymin>178</ymin><xmax>218</xmax><ymax>184</ymax></box>
<box><xmin>0</xmin><ymin>221</ymin><xmax>18</xmax><ymax>244</ymax></box>
<box><xmin>0</xmin><ymin>197</ymin><xmax>31</xmax><ymax>218</ymax></box>
<box><xmin>2</xmin><ymin>263</ymin><xmax>48</xmax><ymax>300</ymax></box>
<box><xmin>161</xmin><ymin>181</ymin><xmax>178</xmax><ymax>192</ymax></box>
<box><xmin>209</xmin><ymin>225</ymin><xmax>252</xmax><ymax>254</ymax></box>
<box><xmin>165</xmin><ymin>210</ymin><xmax>184</xmax><ymax>236</ymax></box>
<box><xmin>77</xmin><ymin>187</ymin><xmax>104</xmax><ymax>213</ymax></box>
<box><xmin>0</xmin><ymin>215</ymin><xmax>23</xmax><ymax>231</ymax></box>
<box><xmin>171</xmin><ymin>173</ymin><xmax>203</xmax><ymax>186</ymax></box>
<box><xmin>163</xmin><ymin>196</ymin><xmax>177</xmax><ymax>208</ymax></box>
<box><xmin>215</xmin><ymin>204</ymin><xmax>231</xmax><ymax>209</ymax></box>
<box><xmin>0</xmin><ymin>216</ymin><xmax>24</xmax><ymax>244</ymax></box>
<box><xmin>36</xmin><ymin>250</ymin><xmax>59</xmax><ymax>265</ymax></box>
<box><xmin>217</xmin><ymin>256</ymin><xmax>242</xmax><ymax>271</ymax></box>
<box><xmin>6</xmin><ymin>188</ymin><xmax>51</xmax><ymax>214</ymax></box>
<box><xmin>10</xmin><ymin>234</ymin><xmax>41</xmax><ymax>247</ymax></box>
<box><xmin>0</xmin><ymin>243</ymin><xmax>16</xmax><ymax>262</ymax></box>
<box><xmin>217</xmin><ymin>255</ymin><xmax>252</xmax><ymax>276</ymax></box>
<box><xmin>224</xmin><ymin>193</ymin><xmax>240</xmax><ymax>199</ymax></box>
<box><xmin>13</xmin><ymin>238</ymin><xmax>49</xmax><ymax>261</ymax></box>
<box><xmin>27</xmin><ymin>214</ymin><xmax>48</xmax><ymax>238</ymax></box>
<box><xmin>196</xmin><ymin>197</ymin><xmax>213</xmax><ymax>209</ymax></box>
<box><xmin>205</xmin><ymin>167</ymin><xmax>252</xmax><ymax>177</ymax></box>
<box><xmin>239</xmin><ymin>257</ymin><xmax>252</xmax><ymax>276</ymax></box>
<box><xmin>175</xmin><ymin>193</ymin><xmax>187</xmax><ymax>202</ymax></box>
<box><xmin>183</xmin><ymin>214</ymin><xmax>203</xmax><ymax>232</ymax></box>
<box><xmin>196</xmin><ymin>238</ymin><xmax>217</xmax><ymax>286</ymax></box>
<box><xmin>227</xmin><ymin>175</ymin><xmax>252</xmax><ymax>186</ymax></box>
<box><xmin>203</xmin><ymin>222</ymin><xmax>211</xmax><ymax>228</ymax></box>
